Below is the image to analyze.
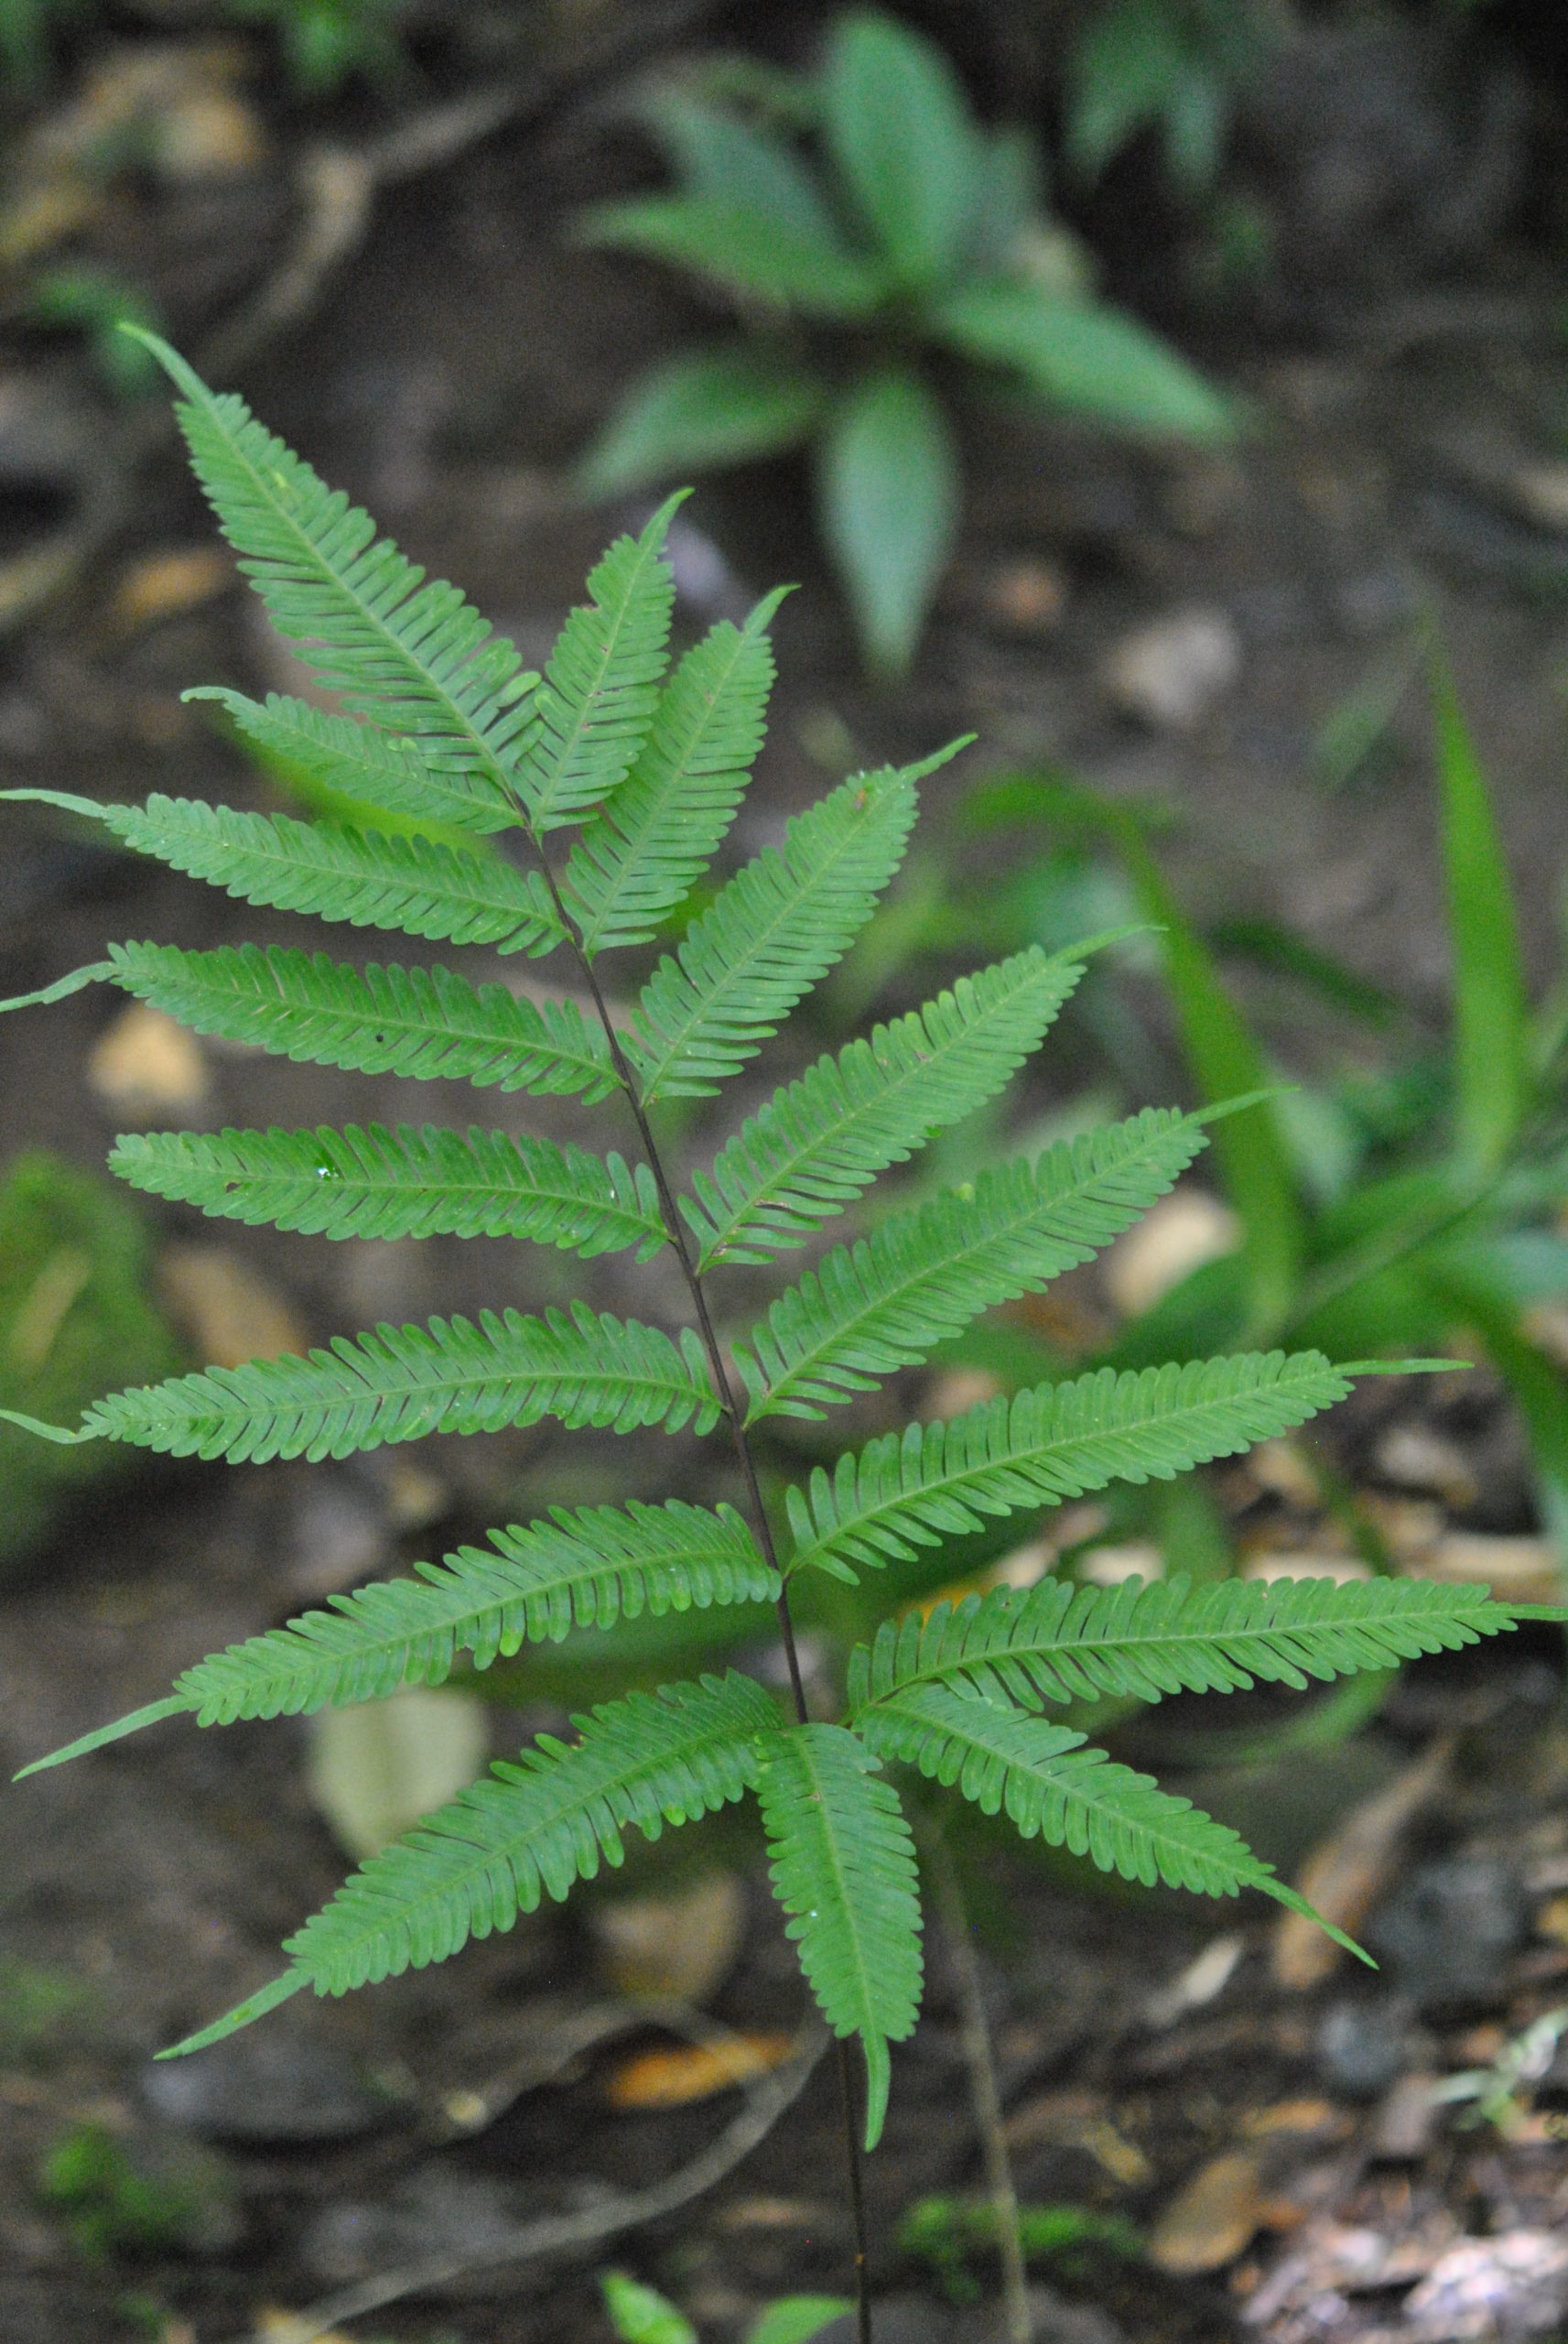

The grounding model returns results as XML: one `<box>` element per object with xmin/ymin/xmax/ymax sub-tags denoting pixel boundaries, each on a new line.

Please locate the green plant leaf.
<box><xmin>18</xmin><ymin>1501</ymin><xmax>774</xmax><ymax>1773</ymax></box>
<box><xmin>681</xmin><ymin>941</ymin><xmax>1092</xmax><ymax>1266</ymax></box>
<box><xmin>512</xmin><ymin>496</ymin><xmax>681</xmax><ymax>832</ymax></box>
<box><xmin>745</xmin><ymin>2299</ymin><xmax>856</xmax><ymax>2344</ymax></box>
<box><xmin>1428</xmin><ymin>648</ymin><xmax>1530</xmax><ymax>1174</ymax></box>
<box><xmin>576</xmin><ymin>195</ymin><xmax>888</xmax><ymax>320</ymax></box>
<box><xmin>755</xmin><ymin>1723</ymin><xmax>922</xmax><ymax>2150</ymax></box>
<box><xmin>627</xmin><ymin>754</ymin><xmax>945</xmax><ymax>1100</ymax></box>
<box><xmin>168</xmin><ymin>1671</ymin><xmax>778</xmax><ymax>2048</ymax></box>
<box><xmin>1065</xmin><ymin>0</ymin><xmax>1190</xmax><ymax>184</ymax></box>
<box><xmin>785</xmin><ymin>1351</ymin><xmax>1357</xmax><ymax>1584</ymax></box>
<box><xmin>820</xmin><ymin>9</ymin><xmax>981</xmax><ymax>286</ymax></box>
<box><xmin>856</xmin><ymin>1685</ymin><xmax>1368</xmax><ymax>1957</ymax></box>
<box><xmin>131</xmin><ymin>333</ymin><xmax>537</xmax><ymax>819</ymax></box>
<box><xmin>99</xmin><ymin>940</ymin><xmax>620</xmax><ymax>1099</ymax></box>
<box><xmin>2</xmin><ymin>790</ymin><xmax>562</xmax><ymax>955</ymax></box>
<box><xmin>579</xmin><ymin>344</ymin><xmax>827</xmax><ymax>499</ymax></box>
<box><xmin>816</xmin><ymin>369</ymin><xmax>960</xmax><ymax>679</ymax></box>
<box><xmin>642</xmin><ymin>85</ymin><xmax>840</xmax><ymax>240</ymax></box>
<box><xmin>933</xmin><ymin>279</ymin><xmax>1234</xmax><ymax>441</ymax></box>
<box><xmin>564</xmin><ymin>589</ymin><xmax>787</xmax><ymax>955</ymax></box>
<box><xmin>62</xmin><ymin>1305</ymin><xmax>719</xmax><ymax>1462</ymax></box>
<box><xmin>110</xmin><ymin>1123</ymin><xmax>667</xmax><ymax>1258</ymax></box>
<box><xmin>847</xmin><ymin>1570</ymin><xmax>1530</xmax><ymax>1717</ymax></box>
<box><xmin>601</xmin><ymin>2271</ymin><xmax>698</xmax><ymax>2344</ymax></box>
<box><xmin>739</xmin><ymin>1105</ymin><xmax>1211</xmax><ymax>1420</ymax></box>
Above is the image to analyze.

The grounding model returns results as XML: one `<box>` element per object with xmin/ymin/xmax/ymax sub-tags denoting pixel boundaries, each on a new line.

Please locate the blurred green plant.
<box><xmin>1063</xmin><ymin>0</ymin><xmax>1274</xmax><ymax>197</ymax></box>
<box><xmin>601</xmin><ymin>2270</ymin><xmax>850</xmax><ymax>2344</ymax></box>
<box><xmin>0</xmin><ymin>0</ymin><xmax>411</xmax><ymax>92</ymax></box>
<box><xmin>27</xmin><ymin>267</ymin><xmax>163</xmax><ymax>398</ymax></box>
<box><xmin>576</xmin><ymin>7</ymin><xmax>1232</xmax><ymax>678</ymax></box>
<box><xmin>1431</xmin><ymin>2002</ymin><xmax>1568</xmax><ymax>2137</ymax></box>
<box><xmin>37</xmin><ymin>2120</ymin><xmax>235</xmax><ymax>2260</ymax></box>
<box><xmin>0</xmin><ymin>1150</ymin><xmax>180</xmax><ymax>1574</ymax></box>
<box><xmin>901</xmin><ymin>2195</ymin><xmax>1141</xmax><ymax>2303</ymax></box>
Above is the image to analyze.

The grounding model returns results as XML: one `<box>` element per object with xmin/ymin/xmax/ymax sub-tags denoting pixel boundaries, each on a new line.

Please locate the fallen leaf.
<box><xmin>112</xmin><ymin>546</ymin><xmax>233</xmax><ymax>633</ymax></box>
<box><xmin>1102</xmin><ymin>1188</ymin><xmax>1240</xmax><ymax>1318</ymax></box>
<box><xmin>1148</xmin><ymin>2149</ymin><xmax>1263</xmax><ymax>2274</ymax></box>
<box><xmin>1424</xmin><ymin>1531</ymin><xmax>1560</xmax><ymax>1604</ymax></box>
<box><xmin>1271</xmin><ymin>1740</ymin><xmax>1452</xmax><ymax>1989</ymax></box>
<box><xmin>605</xmin><ymin>2032</ymin><xmax>794</xmax><ymax>2111</ymax></box>
<box><xmin>88</xmin><ymin>1002</ymin><xmax>209</xmax><ymax>1117</ymax></box>
<box><xmin>157</xmin><ymin>1244</ymin><xmax>306</xmax><ymax>1368</ymax></box>
<box><xmin>1002</xmin><ymin>2087</ymin><xmax>1150</xmax><ymax>2183</ymax></box>
<box><xmin>306</xmin><ymin>1686</ymin><xmax>491</xmax><ymax>1861</ymax></box>
<box><xmin>1240</xmin><ymin>2098</ymin><xmax>1351</xmax><ymax>2141</ymax></box>
<box><xmin>589</xmin><ymin>1871</ymin><xmax>747</xmax><ymax>2003</ymax></box>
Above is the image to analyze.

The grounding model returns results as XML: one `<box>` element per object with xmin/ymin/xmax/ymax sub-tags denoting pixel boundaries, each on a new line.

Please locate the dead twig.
<box><xmin>226</xmin><ymin>2013</ymin><xmax>829</xmax><ymax>2344</ymax></box>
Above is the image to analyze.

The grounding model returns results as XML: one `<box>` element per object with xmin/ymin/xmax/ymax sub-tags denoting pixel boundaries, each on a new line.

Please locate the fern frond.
<box><xmin>512</xmin><ymin>497</ymin><xmax>680</xmax><ymax>831</ymax></box>
<box><xmin>562</xmin><ymin>590</ymin><xmax>786</xmax><ymax>955</ymax></box>
<box><xmin>754</xmin><ymin>1724</ymin><xmax>922</xmax><ymax>2151</ymax></box>
<box><xmin>740</xmin><ymin>1107</ymin><xmax>1209</xmax><ymax>1421</ymax></box>
<box><xmin>139</xmin><ymin>335</ymin><xmax>537</xmax><ymax>818</ymax></box>
<box><xmin>70</xmin><ymin>1305</ymin><xmax>719</xmax><ymax>1462</ymax></box>
<box><xmin>625</xmin><ymin>754</ymin><xmax>951</xmax><ymax>1101</ymax></box>
<box><xmin>857</xmin><ymin>1683</ymin><xmax>1367</xmax><ymax>1956</ymax></box>
<box><xmin>185</xmin><ymin>691</ymin><xmax>524</xmax><ymax>838</ymax></box>
<box><xmin>785</xmin><ymin>1351</ymin><xmax>1356</xmax><ymax>1585</ymax></box>
<box><xmin>101</xmin><ymin>941</ymin><xmax>619</xmax><ymax>1099</ymax></box>
<box><xmin>173</xmin><ymin>1672</ymin><xmax>781</xmax><ymax>2046</ymax></box>
<box><xmin>7</xmin><ymin>790</ymin><xmax>562</xmax><ymax>955</ymax></box>
<box><xmin>848</xmin><ymin>1571</ymin><xmax>1525</xmax><ymax>1717</ymax></box>
<box><xmin>679</xmin><ymin>944</ymin><xmax>1091</xmax><ymax>1267</ymax></box>
<box><xmin>20</xmin><ymin>1504</ymin><xmax>774</xmax><ymax>1773</ymax></box>
<box><xmin>111</xmin><ymin>1123</ymin><xmax>667</xmax><ymax>1258</ymax></box>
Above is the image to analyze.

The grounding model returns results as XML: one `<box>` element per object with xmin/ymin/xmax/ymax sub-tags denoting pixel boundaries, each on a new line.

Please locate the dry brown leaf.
<box><xmin>1148</xmin><ymin>2149</ymin><xmax>1264</xmax><ymax>2274</ymax></box>
<box><xmin>158</xmin><ymin>1244</ymin><xmax>307</xmax><ymax>1368</ymax></box>
<box><xmin>1271</xmin><ymin>1740</ymin><xmax>1452</xmax><ymax>1990</ymax></box>
<box><xmin>604</xmin><ymin>2032</ymin><xmax>794</xmax><ymax>2111</ymax></box>
<box><xmin>589</xmin><ymin>1872</ymin><xmax>747</xmax><ymax>2003</ymax></box>
<box><xmin>1002</xmin><ymin>2087</ymin><xmax>1150</xmax><ymax>2183</ymax></box>
<box><xmin>112</xmin><ymin>546</ymin><xmax>233</xmax><ymax>633</ymax></box>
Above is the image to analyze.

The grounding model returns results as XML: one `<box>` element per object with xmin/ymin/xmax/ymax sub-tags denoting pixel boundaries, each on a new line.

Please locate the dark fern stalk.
<box><xmin>3</xmin><ymin>337</ymin><xmax>1557</xmax><ymax>2338</ymax></box>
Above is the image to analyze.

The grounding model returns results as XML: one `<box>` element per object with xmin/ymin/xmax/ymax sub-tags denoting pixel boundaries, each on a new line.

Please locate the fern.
<box><xmin>738</xmin><ymin>1106</ymin><xmax>1211</xmax><ymax>1419</ymax></box>
<box><xmin>2</xmin><ymin>789</ymin><xmax>564</xmax><ymax>954</ymax></box>
<box><xmin>110</xmin><ymin>1124</ymin><xmax>666</xmax><ymax>1257</ymax></box>
<box><xmin>755</xmin><ymin>1725</ymin><xmax>923</xmax><ymax>2150</ymax></box>
<box><xmin>679</xmin><ymin>942</ymin><xmax>1092</xmax><ymax>1266</ymax></box>
<box><xmin>5</xmin><ymin>343</ymin><xmax>1552</xmax><ymax>2304</ymax></box>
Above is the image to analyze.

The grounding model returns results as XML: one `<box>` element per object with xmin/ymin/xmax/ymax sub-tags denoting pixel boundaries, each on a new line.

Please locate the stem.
<box><xmin>528</xmin><ymin>840</ymin><xmax>874</xmax><ymax>2335</ymax></box>
<box><xmin>925</xmin><ymin>1829</ymin><xmax>1032</xmax><ymax>2344</ymax></box>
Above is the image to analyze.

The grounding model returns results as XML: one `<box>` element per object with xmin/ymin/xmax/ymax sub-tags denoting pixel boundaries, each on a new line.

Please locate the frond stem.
<box><xmin>525</xmin><ymin>836</ymin><xmax>870</xmax><ymax>2335</ymax></box>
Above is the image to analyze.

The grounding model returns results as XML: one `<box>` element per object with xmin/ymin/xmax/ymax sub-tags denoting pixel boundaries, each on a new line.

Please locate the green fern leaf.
<box><xmin>625</xmin><ymin>754</ymin><xmax>952</xmax><ymax>1101</ymax></box>
<box><xmin>562</xmin><ymin>590</ymin><xmax>787</xmax><ymax>954</ymax></box>
<box><xmin>6</xmin><ymin>790</ymin><xmax>562</xmax><ymax>954</ymax></box>
<box><xmin>858</xmin><ymin>1683</ymin><xmax>1367</xmax><ymax>1957</ymax></box>
<box><xmin>679</xmin><ymin>943</ymin><xmax>1091</xmax><ymax>1267</ymax></box>
<box><xmin>137</xmin><ymin>334</ymin><xmax>537</xmax><ymax>819</ymax></box>
<box><xmin>512</xmin><ymin>496</ymin><xmax>681</xmax><ymax>831</ymax></box>
<box><xmin>847</xmin><ymin>1570</ymin><xmax>1527</xmax><ymax>1717</ymax></box>
<box><xmin>100</xmin><ymin>941</ymin><xmax>619</xmax><ymax>1098</ymax></box>
<box><xmin>20</xmin><ymin>1503</ymin><xmax>774</xmax><ymax>1772</ymax></box>
<box><xmin>110</xmin><ymin>1123</ymin><xmax>667</xmax><ymax>1258</ymax></box>
<box><xmin>740</xmin><ymin>1107</ymin><xmax>1210</xmax><ymax>1420</ymax></box>
<box><xmin>68</xmin><ymin>1305</ymin><xmax>719</xmax><ymax>1462</ymax></box>
<box><xmin>185</xmin><ymin>691</ymin><xmax>524</xmax><ymax>838</ymax></box>
<box><xmin>170</xmin><ymin>1670</ymin><xmax>780</xmax><ymax>2047</ymax></box>
<box><xmin>754</xmin><ymin>1724</ymin><xmax>922</xmax><ymax>2151</ymax></box>
<box><xmin>785</xmin><ymin>1351</ymin><xmax>1356</xmax><ymax>1585</ymax></box>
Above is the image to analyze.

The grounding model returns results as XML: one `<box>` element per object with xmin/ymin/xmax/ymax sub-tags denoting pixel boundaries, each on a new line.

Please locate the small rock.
<box><xmin>88</xmin><ymin>1003</ymin><xmax>209</xmax><ymax>1118</ymax></box>
<box><xmin>976</xmin><ymin>554</ymin><xmax>1069</xmax><ymax>638</ymax></box>
<box><xmin>1423</xmin><ymin>1531</ymin><xmax>1560</xmax><ymax>1605</ymax></box>
<box><xmin>287</xmin><ymin>1473</ymin><xmax>389</xmax><ymax>1599</ymax></box>
<box><xmin>1101</xmin><ymin>609</ymin><xmax>1241</xmax><ymax>732</ymax></box>
<box><xmin>307</xmin><ymin>1684</ymin><xmax>491</xmax><ymax>1861</ymax></box>
<box><xmin>1372</xmin><ymin>1424</ymin><xmax>1478</xmax><ymax>1508</ymax></box>
<box><xmin>1368</xmin><ymin>1854</ymin><xmax>1531</xmax><ymax>2009</ymax></box>
<box><xmin>589</xmin><ymin>1871</ymin><xmax>748</xmax><ymax>2003</ymax></box>
<box><xmin>1315</xmin><ymin>1996</ymin><xmax>1423</xmax><ymax>2101</ymax></box>
<box><xmin>1368</xmin><ymin>2071</ymin><xmax>1440</xmax><ymax>2160</ymax></box>
<box><xmin>1506</xmin><ymin>461</ymin><xmax>1568</xmax><ymax>535</ymax></box>
<box><xmin>1148</xmin><ymin>2148</ymin><xmax>1263</xmax><ymax>2274</ymax></box>
<box><xmin>141</xmin><ymin>2029</ymin><xmax>388</xmax><ymax>2144</ymax></box>
<box><xmin>157</xmin><ymin>1243</ymin><xmax>307</xmax><ymax>1368</ymax></box>
<box><xmin>1102</xmin><ymin>1188</ymin><xmax>1240</xmax><ymax>1318</ymax></box>
<box><xmin>302</xmin><ymin>2165</ymin><xmax>519</xmax><ymax>2290</ymax></box>
<box><xmin>1076</xmin><ymin>1541</ymin><xmax>1163</xmax><ymax>1590</ymax></box>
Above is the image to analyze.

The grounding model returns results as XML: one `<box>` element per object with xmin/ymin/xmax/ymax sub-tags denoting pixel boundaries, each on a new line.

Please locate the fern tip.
<box><xmin>0</xmin><ymin>1406</ymin><xmax>94</xmax><ymax>1445</ymax></box>
<box><xmin>14</xmin><ymin>1696</ymin><xmax>189</xmax><ymax>1779</ymax></box>
<box><xmin>157</xmin><ymin>1969</ymin><xmax>307</xmax><ymax>2057</ymax></box>
<box><xmin>1339</xmin><ymin>1358</ymin><xmax>1469</xmax><ymax>1378</ymax></box>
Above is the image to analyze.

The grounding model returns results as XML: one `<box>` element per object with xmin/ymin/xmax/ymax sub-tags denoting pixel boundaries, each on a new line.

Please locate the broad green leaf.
<box><xmin>1429</xmin><ymin>650</ymin><xmax>1530</xmax><ymax>1173</ymax></box>
<box><xmin>745</xmin><ymin>2301</ymin><xmax>855</xmax><ymax>2344</ymax></box>
<box><xmin>934</xmin><ymin>278</ymin><xmax>1234</xmax><ymax>441</ymax></box>
<box><xmin>820</xmin><ymin>9</ymin><xmax>981</xmax><ymax>286</ymax></box>
<box><xmin>579</xmin><ymin>343</ymin><xmax>827</xmax><ymax>499</ymax></box>
<box><xmin>602</xmin><ymin>2272</ymin><xmax>698</xmax><ymax>2344</ymax></box>
<box><xmin>1065</xmin><ymin>0</ymin><xmax>1189</xmax><ymax>183</ymax></box>
<box><xmin>643</xmin><ymin>87</ymin><xmax>840</xmax><ymax>241</ymax></box>
<box><xmin>816</xmin><ymin>370</ymin><xmax>960</xmax><ymax>679</ymax></box>
<box><xmin>576</xmin><ymin>195</ymin><xmax>887</xmax><ymax>320</ymax></box>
